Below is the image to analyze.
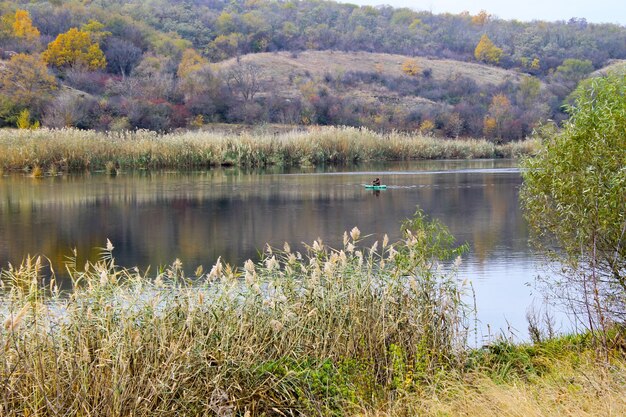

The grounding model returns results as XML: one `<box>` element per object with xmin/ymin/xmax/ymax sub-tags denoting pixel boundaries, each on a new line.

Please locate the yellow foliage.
<box><xmin>401</xmin><ymin>59</ymin><xmax>421</xmax><ymax>77</ymax></box>
<box><xmin>531</xmin><ymin>58</ymin><xmax>540</xmax><ymax>70</ymax></box>
<box><xmin>16</xmin><ymin>109</ymin><xmax>39</xmax><ymax>130</ymax></box>
<box><xmin>216</xmin><ymin>11</ymin><xmax>236</xmax><ymax>34</ymax></box>
<box><xmin>474</xmin><ymin>34</ymin><xmax>503</xmax><ymax>64</ymax></box>
<box><xmin>489</xmin><ymin>93</ymin><xmax>511</xmax><ymax>117</ymax></box>
<box><xmin>81</xmin><ymin>19</ymin><xmax>111</xmax><ymax>44</ymax></box>
<box><xmin>471</xmin><ymin>10</ymin><xmax>490</xmax><ymax>26</ymax></box>
<box><xmin>13</xmin><ymin>10</ymin><xmax>40</xmax><ymax>42</ymax></box>
<box><xmin>419</xmin><ymin>119</ymin><xmax>435</xmax><ymax>136</ymax></box>
<box><xmin>483</xmin><ymin>116</ymin><xmax>497</xmax><ymax>137</ymax></box>
<box><xmin>43</xmin><ymin>28</ymin><xmax>106</xmax><ymax>70</ymax></box>
<box><xmin>177</xmin><ymin>49</ymin><xmax>208</xmax><ymax>79</ymax></box>
<box><xmin>0</xmin><ymin>53</ymin><xmax>57</xmax><ymax>109</ymax></box>
<box><xmin>207</xmin><ymin>33</ymin><xmax>243</xmax><ymax>61</ymax></box>
<box><xmin>189</xmin><ymin>114</ymin><xmax>204</xmax><ymax>128</ymax></box>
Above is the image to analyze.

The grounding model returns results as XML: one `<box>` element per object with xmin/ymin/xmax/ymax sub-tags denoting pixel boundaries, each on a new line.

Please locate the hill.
<box><xmin>212</xmin><ymin>50</ymin><xmax>535</xmax><ymax>135</ymax></box>
<box><xmin>592</xmin><ymin>59</ymin><xmax>626</xmax><ymax>76</ymax></box>
<box><xmin>218</xmin><ymin>51</ymin><xmax>523</xmax><ymax>88</ymax></box>
<box><xmin>2</xmin><ymin>0</ymin><xmax>625</xmax><ymax>138</ymax></box>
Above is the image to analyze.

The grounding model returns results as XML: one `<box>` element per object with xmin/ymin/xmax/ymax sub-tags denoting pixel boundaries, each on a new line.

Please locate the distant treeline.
<box><xmin>1</xmin><ymin>0</ymin><xmax>624</xmax><ymax>137</ymax></box>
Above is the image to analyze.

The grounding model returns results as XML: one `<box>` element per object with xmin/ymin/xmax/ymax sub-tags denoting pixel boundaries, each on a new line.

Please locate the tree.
<box><xmin>225</xmin><ymin>61</ymin><xmax>262</xmax><ymax>102</ymax></box>
<box><xmin>177</xmin><ymin>48</ymin><xmax>208</xmax><ymax>79</ymax></box>
<box><xmin>43</xmin><ymin>27</ymin><xmax>106</xmax><ymax>70</ymax></box>
<box><xmin>0</xmin><ymin>53</ymin><xmax>56</xmax><ymax>123</ymax></box>
<box><xmin>484</xmin><ymin>93</ymin><xmax>512</xmax><ymax>140</ymax></box>
<box><xmin>554</xmin><ymin>58</ymin><xmax>594</xmax><ymax>88</ymax></box>
<box><xmin>401</xmin><ymin>58</ymin><xmax>421</xmax><ymax>76</ymax></box>
<box><xmin>13</xmin><ymin>9</ymin><xmax>40</xmax><ymax>43</ymax></box>
<box><xmin>104</xmin><ymin>37</ymin><xmax>142</xmax><ymax>77</ymax></box>
<box><xmin>206</xmin><ymin>33</ymin><xmax>244</xmax><ymax>61</ymax></box>
<box><xmin>81</xmin><ymin>19</ymin><xmax>111</xmax><ymax>44</ymax></box>
<box><xmin>471</xmin><ymin>10</ymin><xmax>490</xmax><ymax>26</ymax></box>
<box><xmin>474</xmin><ymin>34</ymin><xmax>502</xmax><ymax>65</ymax></box>
<box><xmin>521</xmin><ymin>74</ymin><xmax>626</xmax><ymax>343</ymax></box>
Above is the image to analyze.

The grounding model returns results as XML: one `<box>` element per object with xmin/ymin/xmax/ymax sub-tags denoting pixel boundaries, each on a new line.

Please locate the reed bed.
<box><xmin>0</xmin><ymin>211</ymin><xmax>471</xmax><ymax>416</ymax></box>
<box><xmin>1</xmin><ymin>211</ymin><xmax>624</xmax><ymax>416</ymax></box>
<box><xmin>0</xmin><ymin>127</ymin><xmax>539</xmax><ymax>173</ymax></box>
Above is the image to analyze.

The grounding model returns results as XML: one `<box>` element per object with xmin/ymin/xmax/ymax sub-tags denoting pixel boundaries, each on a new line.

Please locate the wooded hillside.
<box><xmin>1</xmin><ymin>0</ymin><xmax>625</xmax><ymax>139</ymax></box>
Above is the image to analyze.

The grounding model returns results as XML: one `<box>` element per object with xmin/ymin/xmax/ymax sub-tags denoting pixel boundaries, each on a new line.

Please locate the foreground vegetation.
<box><xmin>521</xmin><ymin>73</ymin><xmax>626</xmax><ymax>349</ymax></box>
<box><xmin>0</xmin><ymin>127</ymin><xmax>538</xmax><ymax>173</ymax></box>
<box><xmin>1</xmin><ymin>212</ymin><xmax>624</xmax><ymax>416</ymax></box>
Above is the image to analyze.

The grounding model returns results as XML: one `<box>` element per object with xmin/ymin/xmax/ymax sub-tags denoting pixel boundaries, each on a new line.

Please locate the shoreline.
<box><xmin>0</xmin><ymin>126</ymin><xmax>539</xmax><ymax>174</ymax></box>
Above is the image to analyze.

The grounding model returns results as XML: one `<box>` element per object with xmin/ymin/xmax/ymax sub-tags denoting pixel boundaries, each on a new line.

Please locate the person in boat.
<box><xmin>372</xmin><ymin>177</ymin><xmax>381</xmax><ymax>186</ymax></box>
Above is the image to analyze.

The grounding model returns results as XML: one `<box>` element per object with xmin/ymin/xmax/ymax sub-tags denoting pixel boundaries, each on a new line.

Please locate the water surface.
<box><xmin>0</xmin><ymin>159</ymin><xmax>551</xmax><ymax>340</ymax></box>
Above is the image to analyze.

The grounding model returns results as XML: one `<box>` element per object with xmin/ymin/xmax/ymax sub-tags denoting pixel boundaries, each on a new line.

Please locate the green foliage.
<box><xmin>554</xmin><ymin>58</ymin><xmax>595</xmax><ymax>87</ymax></box>
<box><xmin>521</xmin><ymin>74</ymin><xmax>626</xmax><ymax>328</ymax></box>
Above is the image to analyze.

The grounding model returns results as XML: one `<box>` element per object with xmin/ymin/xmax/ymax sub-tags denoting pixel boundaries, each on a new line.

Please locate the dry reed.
<box><xmin>0</xmin><ymin>212</ymin><xmax>470</xmax><ymax>416</ymax></box>
<box><xmin>0</xmin><ymin>127</ymin><xmax>539</xmax><ymax>173</ymax></box>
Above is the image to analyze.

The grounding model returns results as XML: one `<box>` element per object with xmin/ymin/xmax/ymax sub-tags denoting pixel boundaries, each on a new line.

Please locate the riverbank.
<box><xmin>0</xmin><ymin>127</ymin><xmax>539</xmax><ymax>174</ymax></box>
<box><xmin>1</xmin><ymin>216</ymin><xmax>623</xmax><ymax>416</ymax></box>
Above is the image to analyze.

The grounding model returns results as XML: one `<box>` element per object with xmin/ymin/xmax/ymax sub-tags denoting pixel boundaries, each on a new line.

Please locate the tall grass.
<box><xmin>1</xmin><ymin>211</ymin><xmax>624</xmax><ymax>415</ymax></box>
<box><xmin>0</xmin><ymin>211</ymin><xmax>470</xmax><ymax>416</ymax></box>
<box><xmin>0</xmin><ymin>127</ymin><xmax>539</xmax><ymax>173</ymax></box>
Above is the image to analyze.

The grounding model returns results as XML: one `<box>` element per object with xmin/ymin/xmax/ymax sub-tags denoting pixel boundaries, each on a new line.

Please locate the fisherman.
<box><xmin>372</xmin><ymin>177</ymin><xmax>381</xmax><ymax>186</ymax></box>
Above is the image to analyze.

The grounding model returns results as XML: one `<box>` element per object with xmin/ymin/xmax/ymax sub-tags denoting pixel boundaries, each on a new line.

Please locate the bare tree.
<box><xmin>225</xmin><ymin>62</ymin><xmax>262</xmax><ymax>102</ymax></box>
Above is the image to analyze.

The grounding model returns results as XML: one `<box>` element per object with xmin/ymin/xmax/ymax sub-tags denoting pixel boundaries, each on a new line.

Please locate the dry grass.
<box><xmin>360</xmin><ymin>352</ymin><xmax>626</xmax><ymax>417</ymax></box>
<box><xmin>592</xmin><ymin>59</ymin><xmax>626</xmax><ymax>77</ymax></box>
<box><xmin>0</xmin><ymin>211</ymin><xmax>624</xmax><ymax>416</ymax></box>
<box><xmin>218</xmin><ymin>51</ymin><xmax>522</xmax><ymax>88</ymax></box>
<box><xmin>0</xmin><ymin>127</ymin><xmax>539</xmax><ymax>173</ymax></box>
<box><xmin>363</xmin><ymin>357</ymin><xmax>626</xmax><ymax>416</ymax></box>
<box><xmin>216</xmin><ymin>51</ymin><xmax>524</xmax><ymax>110</ymax></box>
<box><xmin>0</xmin><ymin>212</ymin><xmax>471</xmax><ymax>416</ymax></box>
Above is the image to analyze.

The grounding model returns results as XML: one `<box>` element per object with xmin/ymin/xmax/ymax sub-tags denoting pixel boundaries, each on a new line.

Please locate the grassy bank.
<box><xmin>1</xmin><ymin>212</ymin><xmax>623</xmax><ymax>416</ymax></box>
<box><xmin>0</xmin><ymin>127</ymin><xmax>539</xmax><ymax>174</ymax></box>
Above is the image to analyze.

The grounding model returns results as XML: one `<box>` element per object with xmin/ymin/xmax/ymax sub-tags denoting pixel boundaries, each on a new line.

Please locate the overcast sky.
<box><xmin>343</xmin><ymin>0</ymin><xmax>626</xmax><ymax>25</ymax></box>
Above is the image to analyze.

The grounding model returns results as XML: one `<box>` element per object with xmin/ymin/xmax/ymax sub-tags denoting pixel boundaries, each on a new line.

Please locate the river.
<box><xmin>0</xmin><ymin>159</ymin><xmax>558</xmax><ymax>341</ymax></box>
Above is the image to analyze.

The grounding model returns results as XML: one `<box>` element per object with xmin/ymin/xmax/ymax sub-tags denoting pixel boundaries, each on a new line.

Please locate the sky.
<box><xmin>343</xmin><ymin>0</ymin><xmax>626</xmax><ymax>25</ymax></box>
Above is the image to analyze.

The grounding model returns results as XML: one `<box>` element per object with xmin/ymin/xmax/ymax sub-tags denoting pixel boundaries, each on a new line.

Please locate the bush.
<box><xmin>521</xmin><ymin>74</ymin><xmax>626</xmax><ymax>344</ymax></box>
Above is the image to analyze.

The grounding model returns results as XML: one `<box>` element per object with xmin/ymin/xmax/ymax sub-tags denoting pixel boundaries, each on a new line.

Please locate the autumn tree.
<box><xmin>43</xmin><ymin>28</ymin><xmax>106</xmax><ymax>70</ymax></box>
<box><xmin>0</xmin><ymin>54</ymin><xmax>56</xmax><ymax>123</ymax></box>
<box><xmin>81</xmin><ymin>19</ymin><xmax>111</xmax><ymax>44</ymax></box>
<box><xmin>177</xmin><ymin>48</ymin><xmax>208</xmax><ymax>79</ymax></box>
<box><xmin>13</xmin><ymin>10</ymin><xmax>40</xmax><ymax>43</ymax></box>
<box><xmin>471</xmin><ymin>10</ymin><xmax>490</xmax><ymax>26</ymax></box>
<box><xmin>206</xmin><ymin>33</ymin><xmax>244</xmax><ymax>61</ymax></box>
<box><xmin>474</xmin><ymin>34</ymin><xmax>503</xmax><ymax>64</ymax></box>
<box><xmin>401</xmin><ymin>58</ymin><xmax>421</xmax><ymax>76</ymax></box>
<box><xmin>483</xmin><ymin>93</ymin><xmax>512</xmax><ymax>140</ymax></box>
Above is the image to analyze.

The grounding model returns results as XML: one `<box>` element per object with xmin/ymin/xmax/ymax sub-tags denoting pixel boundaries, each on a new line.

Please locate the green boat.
<box><xmin>364</xmin><ymin>184</ymin><xmax>387</xmax><ymax>189</ymax></box>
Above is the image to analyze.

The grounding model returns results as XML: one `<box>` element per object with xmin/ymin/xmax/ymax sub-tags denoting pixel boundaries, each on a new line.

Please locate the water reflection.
<box><xmin>0</xmin><ymin>160</ymin><xmax>542</xmax><ymax>337</ymax></box>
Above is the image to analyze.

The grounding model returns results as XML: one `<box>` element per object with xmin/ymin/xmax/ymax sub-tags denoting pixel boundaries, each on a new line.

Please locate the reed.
<box><xmin>0</xmin><ymin>210</ymin><xmax>472</xmax><ymax>416</ymax></box>
<box><xmin>0</xmin><ymin>127</ymin><xmax>539</xmax><ymax>173</ymax></box>
<box><xmin>1</xmin><ymin>210</ymin><xmax>624</xmax><ymax>415</ymax></box>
